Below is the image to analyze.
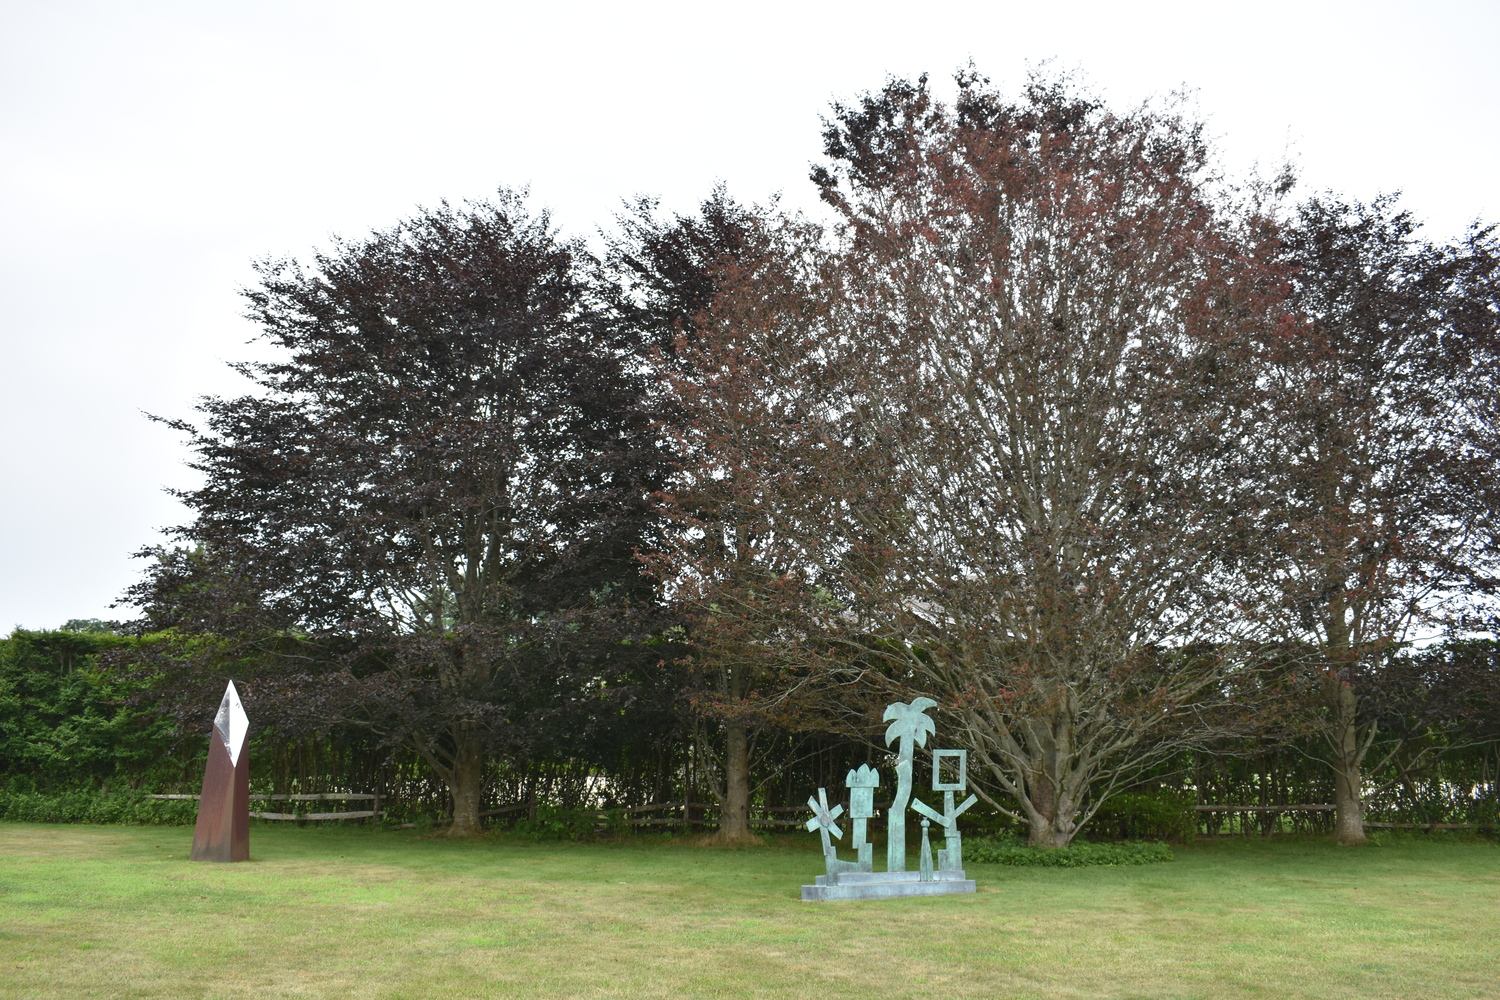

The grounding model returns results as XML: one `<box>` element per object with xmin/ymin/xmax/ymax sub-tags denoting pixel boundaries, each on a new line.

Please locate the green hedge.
<box><xmin>1088</xmin><ymin>792</ymin><xmax>1197</xmax><ymax>843</ymax></box>
<box><xmin>967</xmin><ymin>838</ymin><xmax>1174</xmax><ymax>867</ymax></box>
<box><xmin>0</xmin><ymin>628</ymin><xmax>187</xmax><ymax>794</ymax></box>
<box><xmin>0</xmin><ymin>789</ymin><xmax>198</xmax><ymax>825</ymax></box>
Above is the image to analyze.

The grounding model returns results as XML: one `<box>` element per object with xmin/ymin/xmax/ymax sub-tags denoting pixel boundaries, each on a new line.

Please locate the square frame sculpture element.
<box><xmin>190</xmin><ymin>681</ymin><xmax>250</xmax><ymax>862</ymax></box>
<box><xmin>932</xmin><ymin>749</ymin><xmax>967</xmax><ymax>792</ymax></box>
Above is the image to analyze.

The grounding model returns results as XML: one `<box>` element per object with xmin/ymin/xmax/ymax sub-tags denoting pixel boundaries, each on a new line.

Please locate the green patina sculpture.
<box><xmin>805</xmin><ymin>787</ymin><xmax>860</xmax><ymax>883</ymax></box>
<box><xmin>804</xmin><ymin>786</ymin><xmax>842</xmax><ymax>853</ymax></box>
<box><xmin>846</xmin><ymin>763</ymin><xmax>880</xmax><ymax>872</ymax></box>
<box><xmin>800</xmin><ymin>699</ymin><xmax>979</xmax><ymax>900</ymax></box>
<box><xmin>883</xmin><ymin>697</ymin><xmax>937</xmax><ymax>872</ymax></box>
<box><xmin>918</xmin><ymin>819</ymin><xmax>935</xmax><ymax>880</ymax></box>
<box><xmin>911</xmin><ymin>748</ymin><xmax>978</xmax><ymax>870</ymax></box>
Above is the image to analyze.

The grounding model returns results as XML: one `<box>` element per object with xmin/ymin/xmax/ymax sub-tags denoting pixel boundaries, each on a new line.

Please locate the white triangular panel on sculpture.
<box><xmin>213</xmin><ymin>681</ymin><xmax>249</xmax><ymax>767</ymax></box>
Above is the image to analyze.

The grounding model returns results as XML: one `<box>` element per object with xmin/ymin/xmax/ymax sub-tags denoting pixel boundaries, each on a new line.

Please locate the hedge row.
<box><xmin>0</xmin><ymin>790</ymin><xmax>198</xmax><ymax>826</ymax></box>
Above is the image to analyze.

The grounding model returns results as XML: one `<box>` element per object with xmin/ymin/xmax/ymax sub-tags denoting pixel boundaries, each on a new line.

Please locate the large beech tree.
<box><xmin>687</xmin><ymin>75</ymin><xmax>1288</xmax><ymax>846</ymax></box>
<box><xmin>1261</xmin><ymin>198</ymin><xmax>1500</xmax><ymax>845</ymax></box>
<box><xmin>610</xmin><ymin>191</ymin><xmax>839</xmax><ymax>842</ymax></box>
<box><xmin>141</xmin><ymin>193</ymin><xmax>662</xmax><ymax>836</ymax></box>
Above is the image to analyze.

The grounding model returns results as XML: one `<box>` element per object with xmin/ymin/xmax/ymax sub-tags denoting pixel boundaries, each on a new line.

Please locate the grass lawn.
<box><xmin>1</xmin><ymin>823</ymin><xmax>1497</xmax><ymax>999</ymax></box>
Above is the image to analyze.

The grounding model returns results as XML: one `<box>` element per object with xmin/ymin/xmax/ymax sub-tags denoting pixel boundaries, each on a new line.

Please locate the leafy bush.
<box><xmin>966</xmin><ymin>837</ymin><xmax>1174</xmax><ymax>867</ymax></box>
<box><xmin>510</xmin><ymin>806</ymin><xmax>598</xmax><ymax>841</ymax></box>
<box><xmin>601</xmin><ymin>808</ymin><xmax>632</xmax><ymax>838</ymax></box>
<box><xmin>0</xmin><ymin>788</ymin><xmax>197</xmax><ymax>825</ymax></box>
<box><xmin>0</xmin><ymin>628</ymin><xmax>185</xmax><ymax>793</ymax></box>
<box><xmin>1088</xmin><ymin>791</ymin><xmax>1197</xmax><ymax>843</ymax></box>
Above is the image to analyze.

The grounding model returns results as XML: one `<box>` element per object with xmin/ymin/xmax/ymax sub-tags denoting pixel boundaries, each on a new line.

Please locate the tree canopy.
<box><xmin>128</xmin><ymin>192</ymin><xmax>674</xmax><ymax>835</ymax></box>
<box><xmin>89</xmin><ymin>71</ymin><xmax>1500</xmax><ymax>846</ymax></box>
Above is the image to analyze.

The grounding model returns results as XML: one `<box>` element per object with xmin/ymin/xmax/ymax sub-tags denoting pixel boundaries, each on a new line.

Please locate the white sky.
<box><xmin>1</xmin><ymin>0</ymin><xmax>1496</xmax><ymax>630</ymax></box>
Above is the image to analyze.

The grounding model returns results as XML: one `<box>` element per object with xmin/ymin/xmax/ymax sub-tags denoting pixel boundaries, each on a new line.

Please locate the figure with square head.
<box><xmin>911</xmin><ymin>748</ymin><xmax>977</xmax><ymax>870</ymax></box>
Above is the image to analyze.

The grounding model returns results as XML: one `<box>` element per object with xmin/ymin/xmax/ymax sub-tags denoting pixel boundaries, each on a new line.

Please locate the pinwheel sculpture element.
<box><xmin>805</xmin><ymin>787</ymin><xmax>861</xmax><ymax>883</ymax></box>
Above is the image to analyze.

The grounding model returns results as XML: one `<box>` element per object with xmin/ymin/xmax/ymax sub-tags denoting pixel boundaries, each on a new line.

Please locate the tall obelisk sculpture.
<box><xmin>191</xmin><ymin>681</ymin><xmax>250</xmax><ymax>862</ymax></box>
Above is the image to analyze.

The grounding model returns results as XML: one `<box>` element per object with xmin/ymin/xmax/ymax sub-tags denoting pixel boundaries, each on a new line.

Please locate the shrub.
<box><xmin>601</xmin><ymin>808</ymin><xmax>632</xmax><ymax>839</ymax></box>
<box><xmin>0</xmin><ymin>788</ymin><xmax>197</xmax><ymax>825</ymax></box>
<box><xmin>0</xmin><ymin>629</ymin><xmax>185</xmax><ymax>794</ymax></box>
<box><xmin>1088</xmin><ymin>791</ymin><xmax>1197</xmax><ymax>843</ymax></box>
<box><xmin>510</xmin><ymin>806</ymin><xmax>598</xmax><ymax>841</ymax></box>
<box><xmin>966</xmin><ymin>837</ymin><xmax>1174</xmax><ymax>867</ymax></box>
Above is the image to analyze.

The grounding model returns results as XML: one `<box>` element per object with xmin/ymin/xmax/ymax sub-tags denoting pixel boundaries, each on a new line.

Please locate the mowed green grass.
<box><xmin>1</xmin><ymin>823</ymin><xmax>1497</xmax><ymax>1000</ymax></box>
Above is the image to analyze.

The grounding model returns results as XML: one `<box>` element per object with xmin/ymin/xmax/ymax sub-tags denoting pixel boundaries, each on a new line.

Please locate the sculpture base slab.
<box><xmin>801</xmin><ymin>870</ymin><xmax>976</xmax><ymax>901</ymax></box>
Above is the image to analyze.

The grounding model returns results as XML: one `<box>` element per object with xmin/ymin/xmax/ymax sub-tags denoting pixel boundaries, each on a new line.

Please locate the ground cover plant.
<box><xmin>964</xmin><ymin>837</ymin><xmax>1174</xmax><ymax>867</ymax></box>
<box><xmin>3</xmin><ymin>823</ymin><xmax>1497</xmax><ymax>1000</ymax></box>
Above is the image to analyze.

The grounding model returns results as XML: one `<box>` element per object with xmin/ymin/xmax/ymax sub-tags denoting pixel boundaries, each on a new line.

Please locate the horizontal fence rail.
<box><xmin>150</xmin><ymin>793</ymin><xmax>377</xmax><ymax>801</ymax></box>
<box><xmin>1192</xmin><ymin>804</ymin><xmax>1490</xmax><ymax>836</ymax></box>
<box><xmin>143</xmin><ymin>795</ymin><xmax>1487</xmax><ymax>834</ymax></box>
<box><xmin>385</xmin><ymin>801</ymin><xmax>837</xmax><ymax>831</ymax></box>
<box><xmin>243</xmin><ymin>815</ymin><xmax>378</xmax><ymax>821</ymax></box>
<box><xmin>1195</xmin><ymin>804</ymin><xmax>1335</xmax><ymax>812</ymax></box>
<box><xmin>152</xmin><ymin>792</ymin><xmax>381</xmax><ymax>822</ymax></box>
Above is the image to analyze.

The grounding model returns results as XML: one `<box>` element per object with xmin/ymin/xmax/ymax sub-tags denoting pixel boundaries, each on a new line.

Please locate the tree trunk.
<box><xmin>1325</xmin><ymin>677</ymin><xmax>1367</xmax><ymax>846</ymax></box>
<box><xmin>1025</xmin><ymin>769</ymin><xmax>1078</xmax><ymax>848</ymax></box>
<box><xmin>710</xmin><ymin>654</ymin><xmax>755</xmax><ymax>845</ymax></box>
<box><xmin>1028</xmin><ymin>820</ymin><xmax>1075</xmax><ymax>849</ymax></box>
<box><xmin>447</xmin><ymin>731</ymin><xmax>485</xmax><ymax>838</ymax></box>
<box><xmin>1323</xmin><ymin>594</ymin><xmax>1367</xmax><ymax>847</ymax></box>
<box><xmin>713</xmin><ymin>722</ymin><xmax>755</xmax><ymax>843</ymax></box>
<box><xmin>1023</xmin><ymin>722</ymin><xmax>1079</xmax><ymax>847</ymax></box>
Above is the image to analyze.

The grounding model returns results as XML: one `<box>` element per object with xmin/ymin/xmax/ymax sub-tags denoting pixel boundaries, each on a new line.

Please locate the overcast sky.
<box><xmin>1</xmin><ymin>0</ymin><xmax>1495</xmax><ymax>631</ymax></box>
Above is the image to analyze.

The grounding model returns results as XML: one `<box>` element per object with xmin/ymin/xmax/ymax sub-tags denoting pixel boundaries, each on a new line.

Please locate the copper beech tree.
<box><xmin>1261</xmin><ymin>198</ymin><xmax>1500</xmax><ymax>845</ymax></box>
<box><xmin>134</xmin><ymin>193</ymin><xmax>666</xmax><ymax>837</ymax></box>
<box><xmin>672</xmin><ymin>75</ymin><xmax>1291</xmax><ymax>847</ymax></box>
<box><xmin>618</xmin><ymin>192</ymin><xmax>848</xmax><ymax>842</ymax></box>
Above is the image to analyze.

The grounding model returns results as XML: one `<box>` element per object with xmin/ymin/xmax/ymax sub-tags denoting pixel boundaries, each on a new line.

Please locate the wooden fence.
<box><xmin>148</xmin><ymin>794</ymin><xmax>1482</xmax><ymax>833</ymax></box>
<box><xmin>1195</xmin><ymin>803</ymin><xmax>1334</xmax><ymax>812</ymax></box>
<box><xmin>1194</xmin><ymin>803</ymin><xmax>1481</xmax><ymax>832</ymax></box>
<box><xmin>147</xmin><ymin>795</ymin><xmax>815</xmax><ymax>829</ymax></box>
<box><xmin>151</xmin><ymin>792</ymin><xmax>381</xmax><ymax>822</ymax></box>
<box><xmin>604</xmin><ymin>802</ymin><xmax>807</xmax><ymax>829</ymax></box>
<box><xmin>463</xmin><ymin>801</ymin><xmax>810</xmax><ymax>831</ymax></box>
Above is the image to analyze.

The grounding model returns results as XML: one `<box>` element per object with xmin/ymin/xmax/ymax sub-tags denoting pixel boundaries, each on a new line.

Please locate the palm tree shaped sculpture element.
<box><xmin>883</xmin><ymin>697</ymin><xmax>937</xmax><ymax>871</ymax></box>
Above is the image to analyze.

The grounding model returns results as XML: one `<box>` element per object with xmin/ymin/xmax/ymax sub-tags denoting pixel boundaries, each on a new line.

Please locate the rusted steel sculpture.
<box><xmin>190</xmin><ymin>681</ymin><xmax>250</xmax><ymax>862</ymax></box>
